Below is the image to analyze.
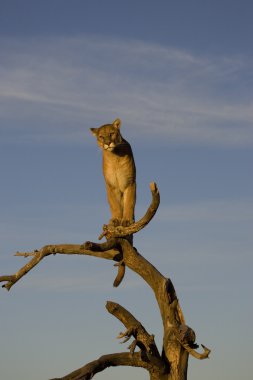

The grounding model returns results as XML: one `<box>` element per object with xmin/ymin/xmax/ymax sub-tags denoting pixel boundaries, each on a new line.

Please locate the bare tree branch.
<box><xmin>0</xmin><ymin>244</ymin><xmax>119</xmax><ymax>291</ymax></box>
<box><xmin>49</xmin><ymin>352</ymin><xmax>158</xmax><ymax>380</ymax></box>
<box><xmin>106</xmin><ymin>301</ymin><xmax>162</xmax><ymax>360</ymax></box>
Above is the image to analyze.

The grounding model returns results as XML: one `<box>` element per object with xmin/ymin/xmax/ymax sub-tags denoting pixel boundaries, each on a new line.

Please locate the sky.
<box><xmin>0</xmin><ymin>1</ymin><xmax>252</xmax><ymax>379</ymax></box>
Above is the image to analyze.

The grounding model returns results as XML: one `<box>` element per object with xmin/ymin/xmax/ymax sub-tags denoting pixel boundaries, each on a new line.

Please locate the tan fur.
<box><xmin>91</xmin><ymin>118</ymin><xmax>136</xmax><ymax>226</ymax></box>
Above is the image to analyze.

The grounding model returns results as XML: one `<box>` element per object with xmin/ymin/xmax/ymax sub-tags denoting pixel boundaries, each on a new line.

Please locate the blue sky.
<box><xmin>0</xmin><ymin>1</ymin><xmax>252</xmax><ymax>379</ymax></box>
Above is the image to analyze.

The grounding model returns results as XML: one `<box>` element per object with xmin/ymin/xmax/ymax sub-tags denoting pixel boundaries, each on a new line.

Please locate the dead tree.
<box><xmin>0</xmin><ymin>182</ymin><xmax>210</xmax><ymax>380</ymax></box>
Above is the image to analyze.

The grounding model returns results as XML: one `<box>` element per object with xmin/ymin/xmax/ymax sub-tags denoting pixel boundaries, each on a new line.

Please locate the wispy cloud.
<box><xmin>0</xmin><ymin>35</ymin><xmax>252</xmax><ymax>146</ymax></box>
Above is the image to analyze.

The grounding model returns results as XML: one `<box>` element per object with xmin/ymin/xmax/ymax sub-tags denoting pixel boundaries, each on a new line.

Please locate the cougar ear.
<box><xmin>90</xmin><ymin>128</ymin><xmax>98</xmax><ymax>136</ymax></box>
<box><xmin>113</xmin><ymin>118</ymin><xmax>121</xmax><ymax>129</ymax></box>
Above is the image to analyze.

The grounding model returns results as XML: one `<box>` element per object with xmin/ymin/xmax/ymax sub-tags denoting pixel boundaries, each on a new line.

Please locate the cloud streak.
<box><xmin>0</xmin><ymin>35</ymin><xmax>252</xmax><ymax>146</ymax></box>
<box><xmin>158</xmin><ymin>199</ymin><xmax>253</xmax><ymax>223</ymax></box>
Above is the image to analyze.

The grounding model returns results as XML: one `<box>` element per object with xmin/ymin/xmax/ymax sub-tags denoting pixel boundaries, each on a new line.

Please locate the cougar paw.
<box><xmin>121</xmin><ymin>219</ymin><xmax>134</xmax><ymax>227</ymax></box>
<box><xmin>109</xmin><ymin>218</ymin><xmax>121</xmax><ymax>227</ymax></box>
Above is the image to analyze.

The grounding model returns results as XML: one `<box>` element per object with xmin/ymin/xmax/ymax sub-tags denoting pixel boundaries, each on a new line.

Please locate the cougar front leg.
<box><xmin>122</xmin><ymin>183</ymin><xmax>136</xmax><ymax>226</ymax></box>
<box><xmin>106</xmin><ymin>184</ymin><xmax>123</xmax><ymax>226</ymax></box>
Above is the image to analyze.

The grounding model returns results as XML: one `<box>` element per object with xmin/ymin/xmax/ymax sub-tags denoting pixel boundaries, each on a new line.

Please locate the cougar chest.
<box><xmin>103</xmin><ymin>152</ymin><xmax>132</xmax><ymax>192</ymax></box>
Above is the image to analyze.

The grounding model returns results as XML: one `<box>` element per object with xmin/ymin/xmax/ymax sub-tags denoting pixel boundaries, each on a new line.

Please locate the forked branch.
<box><xmin>0</xmin><ymin>244</ymin><xmax>119</xmax><ymax>291</ymax></box>
<box><xmin>106</xmin><ymin>301</ymin><xmax>162</xmax><ymax>359</ymax></box>
<box><xmin>50</xmin><ymin>301</ymin><xmax>167</xmax><ymax>380</ymax></box>
<box><xmin>0</xmin><ymin>183</ymin><xmax>159</xmax><ymax>291</ymax></box>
